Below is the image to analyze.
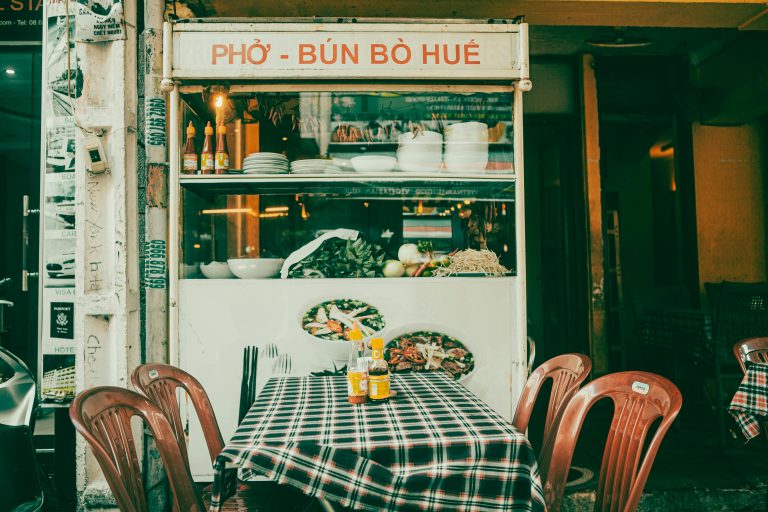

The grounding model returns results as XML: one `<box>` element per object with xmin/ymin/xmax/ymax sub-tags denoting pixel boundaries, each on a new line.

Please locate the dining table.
<box><xmin>208</xmin><ymin>372</ymin><xmax>545</xmax><ymax>512</ymax></box>
<box><xmin>729</xmin><ymin>362</ymin><xmax>768</xmax><ymax>441</ymax></box>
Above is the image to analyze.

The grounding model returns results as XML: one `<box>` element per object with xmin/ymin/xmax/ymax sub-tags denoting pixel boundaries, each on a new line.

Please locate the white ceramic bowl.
<box><xmin>445</xmin><ymin>160</ymin><xmax>488</xmax><ymax>172</ymax></box>
<box><xmin>444</xmin><ymin>151</ymin><xmax>489</xmax><ymax>163</ymax></box>
<box><xmin>399</xmin><ymin>161</ymin><xmax>443</xmax><ymax>173</ymax></box>
<box><xmin>350</xmin><ymin>155</ymin><xmax>397</xmax><ymax>173</ymax></box>
<box><xmin>398</xmin><ymin>131</ymin><xmax>443</xmax><ymax>144</ymax></box>
<box><xmin>227</xmin><ymin>258</ymin><xmax>285</xmax><ymax>279</ymax></box>
<box><xmin>397</xmin><ymin>148</ymin><xmax>442</xmax><ymax>161</ymax></box>
<box><xmin>200</xmin><ymin>261</ymin><xmax>235</xmax><ymax>279</ymax></box>
<box><xmin>445</xmin><ymin>121</ymin><xmax>488</xmax><ymax>133</ymax></box>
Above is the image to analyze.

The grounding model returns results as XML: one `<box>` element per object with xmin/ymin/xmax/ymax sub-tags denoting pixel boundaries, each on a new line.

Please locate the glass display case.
<box><xmin>179</xmin><ymin>90</ymin><xmax>517</xmax><ymax>278</ymax></box>
<box><xmin>165</xmin><ymin>19</ymin><xmax>530</xmax><ymax>480</ymax></box>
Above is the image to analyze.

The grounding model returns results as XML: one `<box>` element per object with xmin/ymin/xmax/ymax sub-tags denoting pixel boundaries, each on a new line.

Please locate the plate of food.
<box><xmin>301</xmin><ymin>298</ymin><xmax>385</xmax><ymax>342</ymax></box>
<box><xmin>384</xmin><ymin>328</ymin><xmax>475</xmax><ymax>381</ymax></box>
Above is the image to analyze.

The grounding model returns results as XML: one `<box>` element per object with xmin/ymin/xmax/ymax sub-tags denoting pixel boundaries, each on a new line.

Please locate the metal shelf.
<box><xmin>179</xmin><ymin>172</ymin><xmax>516</xmax><ymax>200</ymax></box>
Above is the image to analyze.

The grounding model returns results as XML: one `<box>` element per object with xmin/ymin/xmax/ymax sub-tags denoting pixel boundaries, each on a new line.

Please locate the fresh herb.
<box><xmin>288</xmin><ymin>237</ymin><xmax>387</xmax><ymax>278</ymax></box>
<box><xmin>310</xmin><ymin>363</ymin><xmax>348</xmax><ymax>377</ymax></box>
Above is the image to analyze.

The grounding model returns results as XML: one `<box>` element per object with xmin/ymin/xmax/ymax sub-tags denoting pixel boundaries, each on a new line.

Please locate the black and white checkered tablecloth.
<box><xmin>209</xmin><ymin>373</ymin><xmax>545</xmax><ymax>512</ymax></box>
<box><xmin>729</xmin><ymin>362</ymin><xmax>768</xmax><ymax>441</ymax></box>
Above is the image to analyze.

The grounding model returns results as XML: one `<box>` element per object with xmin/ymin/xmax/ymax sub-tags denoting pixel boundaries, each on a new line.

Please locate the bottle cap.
<box><xmin>348</xmin><ymin>325</ymin><xmax>363</xmax><ymax>341</ymax></box>
<box><xmin>186</xmin><ymin>121</ymin><xmax>195</xmax><ymax>137</ymax></box>
<box><xmin>204</xmin><ymin>121</ymin><xmax>213</xmax><ymax>135</ymax></box>
<box><xmin>217</xmin><ymin>124</ymin><xmax>227</xmax><ymax>135</ymax></box>
<box><xmin>370</xmin><ymin>337</ymin><xmax>384</xmax><ymax>350</ymax></box>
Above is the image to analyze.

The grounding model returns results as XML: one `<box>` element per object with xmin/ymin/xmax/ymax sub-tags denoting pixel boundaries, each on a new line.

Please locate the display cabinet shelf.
<box><xmin>179</xmin><ymin>173</ymin><xmax>516</xmax><ymax>200</ymax></box>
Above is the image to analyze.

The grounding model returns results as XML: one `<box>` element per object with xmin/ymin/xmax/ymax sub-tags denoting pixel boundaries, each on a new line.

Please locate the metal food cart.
<box><xmin>163</xmin><ymin>18</ymin><xmax>531</xmax><ymax>479</ymax></box>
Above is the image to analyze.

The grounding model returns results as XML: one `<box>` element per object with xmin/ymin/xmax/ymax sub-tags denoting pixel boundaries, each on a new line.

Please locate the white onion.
<box><xmin>382</xmin><ymin>260</ymin><xmax>405</xmax><ymax>278</ymax></box>
<box><xmin>398</xmin><ymin>244</ymin><xmax>422</xmax><ymax>264</ymax></box>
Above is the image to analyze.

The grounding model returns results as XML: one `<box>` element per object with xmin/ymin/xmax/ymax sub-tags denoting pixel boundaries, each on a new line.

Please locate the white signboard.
<box><xmin>172</xmin><ymin>23</ymin><xmax>527</xmax><ymax>80</ymax></box>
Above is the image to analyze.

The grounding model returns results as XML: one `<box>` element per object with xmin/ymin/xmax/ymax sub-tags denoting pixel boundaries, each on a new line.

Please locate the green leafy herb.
<box><xmin>288</xmin><ymin>237</ymin><xmax>387</xmax><ymax>278</ymax></box>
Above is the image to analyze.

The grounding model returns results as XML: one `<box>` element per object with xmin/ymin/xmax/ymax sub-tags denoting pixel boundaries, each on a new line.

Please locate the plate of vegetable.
<box><xmin>384</xmin><ymin>328</ymin><xmax>475</xmax><ymax>381</ymax></box>
<box><xmin>301</xmin><ymin>298</ymin><xmax>385</xmax><ymax>342</ymax></box>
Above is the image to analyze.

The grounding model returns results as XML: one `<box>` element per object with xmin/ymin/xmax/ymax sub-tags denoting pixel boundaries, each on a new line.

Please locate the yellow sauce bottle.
<box><xmin>200</xmin><ymin>122</ymin><xmax>214</xmax><ymax>174</ymax></box>
<box><xmin>215</xmin><ymin>124</ymin><xmax>230</xmax><ymax>174</ymax></box>
<box><xmin>368</xmin><ymin>337</ymin><xmax>389</xmax><ymax>403</ymax></box>
<box><xmin>182</xmin><ymin>121</ymin><xmax>198</xmax><ymax>174</ymax></box>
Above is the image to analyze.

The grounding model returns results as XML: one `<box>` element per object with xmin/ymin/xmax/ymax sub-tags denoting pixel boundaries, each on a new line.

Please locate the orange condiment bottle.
<box><xmin>182</xmin><ymin>121</ymin><xmax>198</xmax><ymax>174</ymax></box>
<box><xmin>200</xmin><ymin>122</ymin><xmax>215</xmax><ymax>174</ymax></box>
<box><xmin>215</xmin><ymin>124</ymin><xmax>230</xmax><ymax>174</ymax></box>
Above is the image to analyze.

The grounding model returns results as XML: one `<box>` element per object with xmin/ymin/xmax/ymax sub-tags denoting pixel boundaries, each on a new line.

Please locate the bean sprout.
<box><xmin>432</xmin><ymin>249</ymin><xmax>509</xmax><ymax>277</ymax></box>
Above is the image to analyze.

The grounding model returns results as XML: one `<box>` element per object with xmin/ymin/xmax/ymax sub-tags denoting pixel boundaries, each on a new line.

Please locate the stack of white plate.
<box><xmin>243</xmin><ymin>152</ymin><xmax>289</xmax><ymax>174</ymax></box>
<box><xmin>444</xmin><ymin>122</ymin><xmax>489</xmax><ymax>173</ymax></box>
<box><xmin>290</xmin><ymin>159</ymin><xmax>342</xmax><ymax>174</ymax></box>
<box><xmin>396</xmin><ymin>131</ymin><xmax>443</xmax><ymax>172</ymax></box>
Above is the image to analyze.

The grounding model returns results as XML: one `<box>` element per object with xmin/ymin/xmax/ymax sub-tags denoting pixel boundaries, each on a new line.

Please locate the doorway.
<box><xmin>0</xmin><ymin>46</ymin><xmax>42</xmax><ymax>373</ymax></box>
<box><xmin>595</xmin><ymin>56</ymin><xmax>699</xmax><ymax>371</ymax></box>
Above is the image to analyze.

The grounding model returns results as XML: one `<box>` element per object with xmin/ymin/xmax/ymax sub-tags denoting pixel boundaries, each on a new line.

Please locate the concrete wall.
<box><xmin>692</xmin><ymin>123</ymin><xmax>767</xmax><ymax>297</ymax></box>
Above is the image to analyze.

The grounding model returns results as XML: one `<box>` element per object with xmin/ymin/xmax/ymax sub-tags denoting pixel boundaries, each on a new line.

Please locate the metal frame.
<box><xmin>166</xmin><ymin>18</ymin><xmax>530</xmax><ymax>416</ymax></box>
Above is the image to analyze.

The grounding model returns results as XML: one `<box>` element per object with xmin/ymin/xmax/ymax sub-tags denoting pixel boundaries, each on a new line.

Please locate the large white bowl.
<box><xmin>398</xmin><ymin>131</ymin><xmax>443</xmax><ymax>144</ymax></box>
<box><xmin>227</xmin><ymin>258</ymin><xmax>285</xmax><ymax>279</ymax></box>
<box><xmin>383</xmin><ymin>323</ymin><xmax>476</xmax><ymax>382</ymax></box>
<box><xmin>445</xmin><ymin>121</ymin><xmax>488</xmax><ymax>134</ymax></box>
<box><xmin>351</xmin><ymin>155</ymin><xmax>397</xmax><ymax>173</ymax></box>
<box><xmin>445</xmin><ymin>160</ymin><xmax>488</xmax><ymax>172</ymax></box>
<box><xmin>200</xmin><ymin>261</ymin><xmax>235</xmax><ymax>279</ymax></box>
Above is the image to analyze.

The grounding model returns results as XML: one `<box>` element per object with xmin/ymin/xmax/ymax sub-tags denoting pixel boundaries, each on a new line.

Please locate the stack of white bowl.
<box><xmin>396</xmin><ymin>131</ymin><xmax>443</xmax><ymax>172</ymax></box>
<box><xmin>444</xmin><ymin>122</ymin><xmax>489</xmax><ymax>173</ymax></box>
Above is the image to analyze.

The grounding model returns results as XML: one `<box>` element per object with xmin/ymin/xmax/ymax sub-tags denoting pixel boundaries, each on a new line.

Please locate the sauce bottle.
<box><xmin>200</xmin><ymin>122</ymin><xmax>215</xmax><ymax>174</ymax></box>
<box><xmin>368</xmin><ymin>337</ymin><xmax>390</xmax><ymax>403</ymax></box>
<box><xmin>215</xmin><ymin>123</ymin><xmax>230</xmax><ymax>174</ymax></box>
<box><xmin>347</xmin><ymin>327</ymin><xmax>368</xmax><ymax>404</ymax></box>
<box><xmin>182</xmin><ymin>121</ymin><xmax>198</xmax><ymax>174</ymax></box>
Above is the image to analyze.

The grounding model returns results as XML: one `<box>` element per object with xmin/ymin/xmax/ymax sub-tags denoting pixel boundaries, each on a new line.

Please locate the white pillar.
<box><xmin>70</xmin><ymin>0</ymin><xmax>140</xmax><ymax>506</ymax></box>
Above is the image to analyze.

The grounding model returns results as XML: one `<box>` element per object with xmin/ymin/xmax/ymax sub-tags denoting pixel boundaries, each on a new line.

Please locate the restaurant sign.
<box><xmin>171</xmin><ymin>23</ymin><xmax>527</xmax><ymax>80</ymax></box>
<box><xmin>0</xmin><ymin>0</ymin><xmax>43</xmax><ymax>41</ymax></box>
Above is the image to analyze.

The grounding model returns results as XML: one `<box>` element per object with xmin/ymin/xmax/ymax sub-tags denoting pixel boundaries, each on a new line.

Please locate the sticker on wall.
<box><xmin>74</xmin><ymin>0</ymin><xmax>125</xmax><ymax>42</ymax></box>
<box><xmin>41</xmin><ymin>355</ymin><xmax>75</xmax><ymax>404</ymax></box>
<box><xmin>50</xmin><ymin>302</ymin><xmax>74</xmax><ymax>340</ymax></box>
<box><xmin>45</xmin><ymin>118</ymin><xmax>76</xmax><ymax>173</ymax></box>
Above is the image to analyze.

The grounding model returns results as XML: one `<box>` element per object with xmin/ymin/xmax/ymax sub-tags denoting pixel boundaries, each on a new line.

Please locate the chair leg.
<box><xmin>714</xmin><ymin>357</ymin><xmax>726</xmax><ymax>446</ymax></box>
<box><xmin>318</xmin><ymin>498</ymin><xmax>336</xmax><ymax>512</ymax></box>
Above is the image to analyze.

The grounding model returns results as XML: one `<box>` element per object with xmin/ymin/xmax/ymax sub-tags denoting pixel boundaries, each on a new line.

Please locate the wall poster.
<box><xmin>40</xmin><ymin>0</ymin><xmax>81</xmax><ymax>404</ymax></box>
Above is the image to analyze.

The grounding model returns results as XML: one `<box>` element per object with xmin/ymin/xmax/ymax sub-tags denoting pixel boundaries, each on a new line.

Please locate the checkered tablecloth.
<box><xmin>209</xmin><ymin>373</ymin><xmax>545</xmax><ymax>512</ymax></box>
<box><xmin>729</xmin><ymin>362</ymin><xmax>768</xmax><ymax>441</ymax></box>
<box><xmin>639</xmin><ymin>308</ymin><xmax>714</xmax><ymax>359</ymax></box>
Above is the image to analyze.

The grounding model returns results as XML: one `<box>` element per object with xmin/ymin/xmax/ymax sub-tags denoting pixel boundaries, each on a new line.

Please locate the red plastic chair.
<box><xmin>733</xmin><ymin>337</ymin><xmax>768</xmax><ymax>374</ymax></box>
<box><xmin>512</xmin><ymin>353</ymin><xmax>592</xmax><ymax>448</ymax></box>
<box><xmin>69</xmin><ymin>386</ymin><xmax>205</xmax><ymax>512</ymax></box>
<box><xmin>132</xmin><ymin>363</ymin><xmax>317</xmax><ymax>511</ymax></box>
<box><xmin>541</xmin><ymin>371</ymin><xmax>682</xmax><ymax>512</ymax></box>
<box><xmin>131</xmin><ymin>363</ymin><xmax>224</xmax><ymax>466</ymax></box>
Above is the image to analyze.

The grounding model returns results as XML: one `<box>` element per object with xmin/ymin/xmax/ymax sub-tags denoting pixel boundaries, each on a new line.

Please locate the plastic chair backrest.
<box><xmin>714</xmin><ymin>282</ymin><xmax>768</xmax><ymax>362</ymax></box>
<box><xmin>542</xmin><ymin>371</ymin><xmax>682</xmax><ymax>512</ymax></box>
<box><xmin>69</xmin><ymin>386</ymin><xmax>204</xmax><ymax>512</ymax></box>
<box><xmin>512</xmin><ymin>353</ymin><xmax>592</xmax><ymax>446</ymax></box>
<box><xmin>131</xmin><ymin>363</ymin><xmax>225</xmax><ymax>466</ymax></box>
<box><xmin>733</xmin><ymin>337</ymin><xmax>768</xmax><ymax>374</ymax></box>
